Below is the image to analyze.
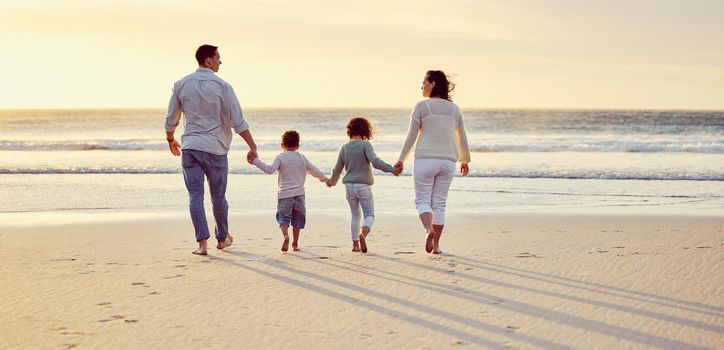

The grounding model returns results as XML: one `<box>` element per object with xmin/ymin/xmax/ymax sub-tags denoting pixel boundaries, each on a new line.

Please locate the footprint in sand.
<box><xmin>98</xmin><ymin>315</ymin><xmax>125</xmax><ymax>323</ymax></box>
<box><xmin>358</xmin><ymin>333</ymin><xmax>373</xmax><ymax>339</ymax></box>
<box><xmin>97</xmin><ymin>302</ymin><xmax>112</xmax><ymax>306</ymax></box>
<box><xmin>124</xmin><ymin>319</ymin><xmax>138</xmax><ymax>323</ymax></box>
<box><xmin>505</xmin><ymin>326</ymin><xmax>520</xmax><ymax>333</ymax></box>
<box><xmin>394</xmin><ymin>251</ymin><xmax>415</xmax><ymax>255</ymax></box>
<box><xmin>450</xmin><ymin>339</ymin><xmax>465</xmax><ymax>345</ymax></box>
<box><xmin>131</xmin><ymin>282</ymin><xmax>145</xmax><ymax>286</ymax></box>
<box><xmin>163</xmin><ymin>274</ymin><xmax>185</xmax><ymax>279</ymax></box>
<box><xmin>515</xmin><ymin>252</ymin><xmax>541</xmax><ymax>258</ymax></box>
<box><xmin>148</xmin><ymin>292</ymin><xmax>161</xmax><ymax>295</ymax></box>
<box><xmin>174</xmin><ymin>265</ymin><xmax>186</xmax><ymax>268</ymax></box>
<box><xmin>61</xmin><ymin>344</ymin><xmax>79</xmax><ymax>350</ymax></box>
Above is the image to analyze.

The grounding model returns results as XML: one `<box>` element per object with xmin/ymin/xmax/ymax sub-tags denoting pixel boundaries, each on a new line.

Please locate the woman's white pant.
<box><xmin>413</xmin><ymin>159</ymin><xmax>455</xmax><ymax>225</ymax></box>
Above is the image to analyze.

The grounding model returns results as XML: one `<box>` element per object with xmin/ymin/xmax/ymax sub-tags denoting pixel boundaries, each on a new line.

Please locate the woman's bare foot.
<box><xmin>193</xmin><ymin>240</ymin><xmax>208</xmax><ymax>255</ymax></box>
<box><xmin>281</xmin><ymin>234</ymin><xmax>290</xmax><ymax>252</ymax></box>
<box><xmin>216</xmin><ymin>234</ymin><xmax>233</xmax><ymax>250</ymax></box>
<box><xmin>352</xmin><ymin>241</ymin><xmax>361</xmax><ymax>252</ymax></box>
<box><xmin>359</xmin><ymin>226</ymin><xmax>370</xmax><ymax>253</ymax></box>
<box><xmin>425</xmin><ymin>230</ymin><xmax>434</xmax><ymax>253</ymax></box>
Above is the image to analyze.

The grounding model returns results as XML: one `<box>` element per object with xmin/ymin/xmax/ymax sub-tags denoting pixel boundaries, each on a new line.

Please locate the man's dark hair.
<box><xmin>195</xmin><ymin>45</ymin><xmax>218</xmax><ymax>65</ymax></box>
<box><xmin>281</xmin><ymin>130</ymin><xmax>300</xmax><ymax>149</ymax></box>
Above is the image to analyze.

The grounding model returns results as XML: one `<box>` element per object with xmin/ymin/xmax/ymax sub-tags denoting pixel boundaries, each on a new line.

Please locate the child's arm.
<box><xmin>326</xmin><ymin>146</ymin><xmax>345</xmax><ymax>186</ymax></box>
<box><xmin>365</xmin><ymin>143</ymin><xmax>395</xmax><ymax>173</ymax></box>
<box><xmin>252</xmin><ymin>155</ymin><xmax>281</xmax><ymax>174</ymax></box>
<box><xmin>302</xmin><ymin>155</ymin><xmax>328</xmax><ymax>182</ymax></box>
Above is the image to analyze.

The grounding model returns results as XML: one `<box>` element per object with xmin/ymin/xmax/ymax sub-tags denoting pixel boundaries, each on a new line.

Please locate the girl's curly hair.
<box><xmin>346</xmin><ymin>117</ymin><xmax>374</xmax><ymax>140</ymax></box>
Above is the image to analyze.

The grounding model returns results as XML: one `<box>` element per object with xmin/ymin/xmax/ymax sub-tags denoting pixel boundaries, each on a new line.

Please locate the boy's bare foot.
<box><xmin>193</xmin><ymin>240</ymin><xmax>208</xmax><ymax>255</ymax></box>
<box><xmin>281</xmin><ymin>234</ymin><xmax>290</xmax><ymax>252</ymax></box>
<box><xmin>216</xmin><ymin>234</ymin><xmax>233</xmax><ymax>250</ymax></box>
<box><xmin>359</xmin><ymin>226</ymin><xmax>369</xmax><ymax>253</ymax></box>
<box><xmin>352</xmin><ymin>241</ymin><xmax>361</xmax><ymax>252</ymax></box>
<box><xmin>425</xmin><ymin>230</ymin><xmax>434</xmax><ymax>253</ymax></box>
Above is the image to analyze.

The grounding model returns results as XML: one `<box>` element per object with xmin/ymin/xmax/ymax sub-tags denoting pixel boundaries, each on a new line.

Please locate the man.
<box><xmin>165</xmin><ymin>44</ymin><xmax>257</xmax><ymax>256</ymax></box>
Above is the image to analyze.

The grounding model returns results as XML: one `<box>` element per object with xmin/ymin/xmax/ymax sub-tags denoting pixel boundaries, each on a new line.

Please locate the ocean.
<box><xmin>1</xmin><ymin>108</ymin><xmax>723</xmax><ymax>222</ymax></box>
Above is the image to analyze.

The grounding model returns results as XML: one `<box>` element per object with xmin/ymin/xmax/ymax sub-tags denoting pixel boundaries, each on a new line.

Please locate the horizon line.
<box><xmin>1</xmin><ymin>106</ymin><xmax>723</xmax><ymax>112</ymax></box>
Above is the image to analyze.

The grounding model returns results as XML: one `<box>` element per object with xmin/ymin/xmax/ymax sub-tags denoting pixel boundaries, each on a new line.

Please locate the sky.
<box><xmin>1</xmin><ymin>0</ymin><xmax>723</xmax><ymax>110</ymax></box>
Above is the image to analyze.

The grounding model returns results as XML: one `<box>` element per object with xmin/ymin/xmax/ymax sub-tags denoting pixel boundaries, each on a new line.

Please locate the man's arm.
<box><xmin>165</xmin><ymin>84</ymin><xmax>182</xmax><ymax>156</ymax></box>
<box><xmin>239</xmin><ymin>129</ymin><xmax>257</xmax><ymax>164</ymax></box>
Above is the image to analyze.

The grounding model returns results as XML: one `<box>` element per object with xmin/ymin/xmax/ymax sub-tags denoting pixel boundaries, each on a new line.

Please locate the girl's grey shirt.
<box><xmin>253</xmin><ymin>150</ymin><xmax>327</xmax><ymax>199</ymax></box>
<box><xmin>165</xmin><ymin>67</ymin><xmax>249</xmax><ymax>155</ymax></box>
<box><xmin>327</xmin><ymin>140</ymin><xmax>395</xmax><ymax>186</ymax></box>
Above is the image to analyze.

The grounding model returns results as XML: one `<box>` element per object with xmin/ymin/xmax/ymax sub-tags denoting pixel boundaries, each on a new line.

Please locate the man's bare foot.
<box><xmin>352</xmin><ymin>241</ymin><xmax>361</xmax><ymax>252</ymax></box>
<box><xmin>216</xmin><ymin>234</ymin><xmax>233</xmax><ymax>250</ymax></box>
<box><xmin>432</xmin><ymin>249</ymin><xmax>442</xmax><ymax>254</ymax></box>
<box><xmin>359</xmin><ymin>226</ymin><xmax>369</xmax><ymax>253</ymax></box>
<box><xmin>193</xmin><ymin>240</ymin><xmax>208</xmax><ymax>255</ymax></box>
<box><xmin>425</xmin><ymin>230</ymin><xmax>434</xmax><ymax>253</ymax></box>
<box><xmin>281</xmin><ymin>234</ymin><xmax>290</xmax><ymax>252</ymax></box>
<box><xmin>292</xmin><ymin>243</ymin><xmax>300</xmax><ymax>252</ymax></box>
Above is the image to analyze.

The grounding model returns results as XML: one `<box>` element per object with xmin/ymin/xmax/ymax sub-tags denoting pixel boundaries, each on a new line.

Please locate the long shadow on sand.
<box><xmin>450</xmin><ymin>255</ymin><xmax>724</xmax><ymax>318</ymax></box>
<box><xmin>297</xmin><ymin>251</ymin><xmax>716</xmax><ymax>350</ymax></box>
<box><xmin>213</xmin><ymin>251</ymin><xmax>572</xmax><ymax>350</ymax></box>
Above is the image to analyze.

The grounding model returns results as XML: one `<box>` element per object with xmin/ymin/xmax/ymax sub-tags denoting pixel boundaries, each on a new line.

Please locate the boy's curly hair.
<box><xmin>281</xmin><ymin>130</ymin><xmax>300</xmax><ymax>149</ymax></box>
<box><xmin>346</xmin><ymin>117</ymin><xmax>374</xmax><ymax>140</ymax></box>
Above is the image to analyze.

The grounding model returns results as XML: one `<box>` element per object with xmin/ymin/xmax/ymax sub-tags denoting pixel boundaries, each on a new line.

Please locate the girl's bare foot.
<box><xmin>352</xmin><ymin>241</ymin><xmax>361</xmax><ymax>252</ymax></box>
<box><xmin>359</xmin><ymin>226</ymin><xmax>370</xmax><ymax>253</ymax></box>
<box><xmin>216</xmin><ymin>234</ymin><xmax>233</xmax><ymax>250</ymax></box>
<box><xmin>425</xmin><ymin>230</ymin><xmax>434</xmax><ymax>253</ymax></box>
<box><xmin>281</xmin><ymin>234</ymin><xmax>290</xmax><ymax>252</ymax></box>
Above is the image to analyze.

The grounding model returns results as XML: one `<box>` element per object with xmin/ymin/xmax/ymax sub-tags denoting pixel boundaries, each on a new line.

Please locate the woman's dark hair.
<box><xmin>195</xmin><ymin>44</ymin><xmax>218</xmax><ymax>65</ymax></box>
<box><xmin>281</xmin><ymin>130</ymin><xmax>300</xmax><ymax>149</ymax></box>
<box><xmin>426</xmin><ymin>70</ymin><xmax>455</xmax><ymax>101</ymax></box>
<box><xmin>346</xmin><ymin>117</ymin><xmax>374</xmax><ymax>140</ymax></box>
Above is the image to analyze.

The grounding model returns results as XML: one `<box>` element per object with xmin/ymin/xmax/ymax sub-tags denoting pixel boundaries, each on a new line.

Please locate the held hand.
<box><xmin>392</xmin><ymin>167</ymin><xmax>402</xmax><ymax>176</ymax></box>
<box><xmin>246</xmin><ymin>149</ymin><xmax>258</xmax><ymax>164</ymax></box>
<box><xmin>460</xmin><ymin>163</ymin><xmax>469</xmax><ymax>176</ymax></box>
<box><xmin>394</xmin><ymin>161</ymin><xmax>404</xmax><ymax>173</ymax></box>
<box><xmin>168</xmin><ymin>139</ymin><xmax>181</xmax><ymax>156</ymax></box>
<box><xmin>325</xmin><ymin>180</ymin><xmax>333</xmax><ymax>188</ymax></box>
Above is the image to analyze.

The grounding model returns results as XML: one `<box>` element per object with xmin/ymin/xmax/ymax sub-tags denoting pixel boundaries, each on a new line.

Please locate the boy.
<box><xmin>252</xmin><ymin>130</ymin><xmax>327</xmax><ymax>251</ymax></box>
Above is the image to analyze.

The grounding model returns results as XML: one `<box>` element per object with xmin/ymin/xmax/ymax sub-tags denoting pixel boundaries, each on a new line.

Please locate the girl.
<box><xmin>326</xmin><ymin>117</ymin><xmax>401</xmax><ymax>253</ymax></box>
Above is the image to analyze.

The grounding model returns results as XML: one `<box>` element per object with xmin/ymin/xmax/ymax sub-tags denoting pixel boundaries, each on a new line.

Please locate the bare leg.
<box><xmin>432</xmin><ymin>224</ymin><xmax>444</xmax><ymax>254</ymax></box>
<box><xmin>193</xmin><ymin>239</ymin><xmax>208</xmax><ymax>255</ymax></box>
<box><xmin>292</xmin><ymin>226</ymin><xmax>301</xmax><ymax>251</ymax></box>
<box><xmin>352</xmin><ymin>240</ymin><xmax>360</xmax><ymax>252</ymax></box>
<box><xmin>280</xmin><ymin>225</ymin><xmax>290</xmax><ymax>252</ymax></box>
<box><xmin>420</xmin><ymin>212</ymin><xmax>434</xmax><ymax>253</ymax></box>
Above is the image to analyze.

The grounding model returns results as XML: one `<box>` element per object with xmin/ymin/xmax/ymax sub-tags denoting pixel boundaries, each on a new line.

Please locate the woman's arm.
<box><xmin>397</xmin><ymin>103</ymin><xmax>423</xmax><ymax>163</ymax></box>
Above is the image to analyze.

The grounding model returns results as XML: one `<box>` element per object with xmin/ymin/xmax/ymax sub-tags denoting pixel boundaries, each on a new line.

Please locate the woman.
<box><xmin>395</xmin><ymin>70</ymin><xmax>470</xmax><ymax>254</ymax></box>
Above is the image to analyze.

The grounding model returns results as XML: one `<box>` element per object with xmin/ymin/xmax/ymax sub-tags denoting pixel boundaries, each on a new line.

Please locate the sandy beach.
<box><xmin>1</xmin><ymin>212</ymin><xmax>722</xmax><ymax>349</ymax></box>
